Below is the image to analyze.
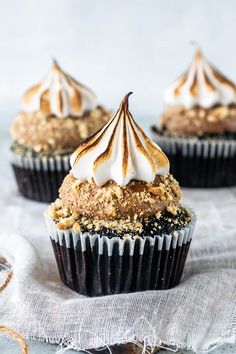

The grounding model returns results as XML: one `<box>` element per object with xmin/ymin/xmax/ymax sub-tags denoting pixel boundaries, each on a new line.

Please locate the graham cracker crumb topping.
<box><xmin>160</xmin><ymin>104</ymin><xmax>236</xmax><ymax>136</ymax></box>
<box><xmin>11</xmin><ymin>106</ymin><xmax>111</xmax><ymax>153</ymax></box>
<box><xmin>59</xmin><ymin>173</ymin><xmax>181</xmax><ymax>220</ymax></box>
<box><xmin>49</xmin><ymin>198</ymin><xmax>191</xmax><ymax>236</ymax></box>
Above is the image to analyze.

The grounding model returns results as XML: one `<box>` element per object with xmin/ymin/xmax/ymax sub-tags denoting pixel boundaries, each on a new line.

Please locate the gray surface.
<box><xmin>0</xmin><ymin>338</ymin><xmax>69</xmax><ymax>354</ymax></box>
<box><xmin>0</xmin><ymin>337</ymin><xmax>236</xmax><ymax>354</ymax></box>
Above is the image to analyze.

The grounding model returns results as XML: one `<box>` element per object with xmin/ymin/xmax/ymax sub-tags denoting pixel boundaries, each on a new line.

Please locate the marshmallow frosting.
<box><xmin>22</xmin><ymin>60</ymin><xmax>97</xmax><ymax>118</ymax></box>
<box><xmin>165</xmin><ymin>46</ymin><xmax>236</xmax><ymax>109</ymax></box>
<box><xmin>71</xmin><ymin>93</ymin><xmax>170</xmax><ymax>186</ymax></box>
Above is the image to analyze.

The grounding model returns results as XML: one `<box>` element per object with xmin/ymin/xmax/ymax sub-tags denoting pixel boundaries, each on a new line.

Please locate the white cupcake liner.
<box><xmin>45</xmin><ymin>207</ymin><xmax>196</xmax><ymax>296</ymax></box>
<box><xmin>10</xmin><ymin>151</ymin><xmax>71</xmax><ymax>171</ymax></box>
<box><xmin>151</xmin><ymin>132</ymin><xmax>236</xmax><ymax>158</ymax></box>
<box><xmin>11</xmin><ymin>151</ymin><xmax>71</xmax><ymax>202</ymax></box>
<box><xmin>45</xmin><ymin>207</ymin><xmax>196</xmax><ymax>255</ymax></box>
<box><xmin>151</xmin><ymin>130</ymin><xmax>236</xmax><ymax>187</ymax></box>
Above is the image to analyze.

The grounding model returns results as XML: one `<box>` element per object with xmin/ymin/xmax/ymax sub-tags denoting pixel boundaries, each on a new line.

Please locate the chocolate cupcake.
<box><xmin>10</xmin><ymin>60</ymin><xmax>111</xmax><ymax>202</ymax></box>
<box><xmin>45</xmin><ymin>93</ymin><xmax>196</xmax><ymax>296</ymax></box>
<box><xmin>152</xmin><ymin>46</ymin><xmax>236</xmax><ymax>187</ymax></box>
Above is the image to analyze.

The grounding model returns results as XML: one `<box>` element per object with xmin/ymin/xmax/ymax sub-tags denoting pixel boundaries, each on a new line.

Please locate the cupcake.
<box><xmin>45</xmin><ymin>93</ymin><xmax>196</xmax><ymax>296</ymax></box>
<box><xmin>10</xmin><ymin>60</ymin><xmax>111</xmax><ymax>202</ymax></box>
<box><xmin>152</xmin><ymin>46</ymin><xmax>236</xmax><ymax>187</ymax></box>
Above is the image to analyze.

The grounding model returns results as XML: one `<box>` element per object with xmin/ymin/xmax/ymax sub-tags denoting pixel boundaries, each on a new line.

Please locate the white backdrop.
<box><xmin>1</xmin><ymin>0</ymin><xmax>236</xmax><ymax>131</ymax></box>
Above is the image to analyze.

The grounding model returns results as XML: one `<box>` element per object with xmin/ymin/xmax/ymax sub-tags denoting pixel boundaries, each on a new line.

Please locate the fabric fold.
<box><xmin>0</xmin><ymin>187</ymin><xmax>236</xmax><ymax>352</ymax></box>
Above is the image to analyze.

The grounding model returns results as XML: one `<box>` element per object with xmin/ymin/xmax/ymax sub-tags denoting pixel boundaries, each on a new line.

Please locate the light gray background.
<box><xmin>1</xmin><ymin>0</ymin><xmax>236</xmax><ymax>132</ymax></box>
<box><xmin>1</xmin><ymin>1</ymin><xmax>236</xmax><ymax>353</ymax></box>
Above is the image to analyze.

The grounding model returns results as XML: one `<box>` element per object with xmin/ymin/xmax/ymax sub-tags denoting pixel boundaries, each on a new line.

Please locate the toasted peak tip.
<box><xmin>190</xmin><ymin>41</ymin><xmax>203</xmax><ymax>59</ymax></box>
<box><xmin>52</xmin><ymin>58</ymin><xmax>60</xmax><ymax>70</ymax></box>
<box><xmin>120</xmin><ymin>92</ymin><xmax>133</xmax><ymax>109</ymax></box>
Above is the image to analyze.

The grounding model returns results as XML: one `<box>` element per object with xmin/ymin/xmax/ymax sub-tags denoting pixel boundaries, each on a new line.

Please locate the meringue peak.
<box><xmin>190</xmin><ymin>41</ymin><xmax>202</xmax><ymax>59</ymax></box>
<box><xmin>165</xmin><ymin>45</ymin><xmax>236</xmax><ymax>109</ymax></box>
<box><xmin>70</xmin><ymin>93</ymin><xmax>170</xmax><ymax>186</ymax></box>
<box><xmin>22</xmin><ymin>59</ymin><xmax>97</xmax><ymax>118</ymax></box>
<box><xmin>120</xmin><ymin>91</ymin><xmax>133</xmax><ymax>110</ymax></box>
<box><xmin>51</xmin><ymin>59</ymin><xmax>62</xmax><ymax>73</ymax></box>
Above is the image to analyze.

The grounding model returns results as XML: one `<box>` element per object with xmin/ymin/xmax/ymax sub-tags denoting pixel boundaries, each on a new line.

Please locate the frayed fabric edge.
<box><xmin>16</xmin><ymin>316</ymin><xmax>236</xmax><ymax>354</ymax></box>
<box><xmin>55</xmin><ymin>334</ymin><xmax>236</xmax><ymax>354</ymax></box>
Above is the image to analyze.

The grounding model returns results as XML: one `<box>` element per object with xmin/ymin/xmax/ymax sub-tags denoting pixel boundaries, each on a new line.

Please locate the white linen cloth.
<box><xmin>0</xmin><ymin>139</ymin><xmax>236</xmax><ymax>353</ymax></box>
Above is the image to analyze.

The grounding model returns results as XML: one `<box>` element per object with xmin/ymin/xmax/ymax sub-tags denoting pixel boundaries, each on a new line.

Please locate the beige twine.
<box><xmin>0</xmin><ymin>269</ymin><xmax>29</xmax><ymax>354</ymax></box>
<box><xmin>0</xmin><ymin>270</ymin><xmax>13</xmax><ymax>292</ymax></box>
<box><xmin>0</xmin><ymin>325</ymin><xmax>29</xmax><ymax>354</ymax></box>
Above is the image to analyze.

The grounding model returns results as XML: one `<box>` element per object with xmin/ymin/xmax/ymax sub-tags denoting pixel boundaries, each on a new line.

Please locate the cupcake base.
<box><xmin>164</xmin><ymin>150</ymin><xmax>236</xmax><ymax>188</ymax></box>
<box><xmin>51</xmin><ymin>237</ymin><xmax>191</xmax><ymax>296</ymax></box>
<box><xmin>11</xmin><ymin>153</ymin><xmax>70</xmax><ymax>203</ymax></box>
<box><xmin>46</xmin><ymin>210</ymin><xmax>196</xmax><ymax>297</ymax></box>
<box><xmin>151</xmin><ymin>128</ymin><xmax>236</xmax><ymax>188</ymax></box>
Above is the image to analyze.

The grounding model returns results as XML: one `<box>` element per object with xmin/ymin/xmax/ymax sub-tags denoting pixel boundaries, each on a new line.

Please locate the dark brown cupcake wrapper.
<box><xmin>11</xmin><ymin>152</ymin><xmax>70</xmax><ymax>203</ymax></box>
<box><xmin>151</xmin><ymin>131</ymin><xmax>236</xmax><ymax>187</ymax></box>
<box><xmin>45</xmin><ymin>208</ymin><xmax>196</xmax><ymax>296</ymax></box>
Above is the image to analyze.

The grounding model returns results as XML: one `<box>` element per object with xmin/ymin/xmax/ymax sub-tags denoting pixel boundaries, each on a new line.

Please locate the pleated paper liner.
<box><xmin>151</xmin><ymin>128</ymin><xmax>236</xmax><ymax>188</ymax></box>
<box><xmin>45</xmin><ymin>208</ymin><xmax>196</xmax><ymax>297</ymax></box>
<box><xmin>11</xmin><ymin>152</ymin><xmax>70</xmax><ymax>203</ymax></box>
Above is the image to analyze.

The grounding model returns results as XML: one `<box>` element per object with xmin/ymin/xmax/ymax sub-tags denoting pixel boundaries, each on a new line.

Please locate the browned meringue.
<box><xmin>22</xmin><ymin>60</ymin><xmax>97</xmax><ymax>118</ymax></box>
<box><xmin>70</xmin><ymin>93</ymin><xmax>170</xmax><ymax>186</ymax></box>
<box><xmin>165</xmin><ymin>45</ymin><xmax>236</xmax><ymax>109</ymax></box>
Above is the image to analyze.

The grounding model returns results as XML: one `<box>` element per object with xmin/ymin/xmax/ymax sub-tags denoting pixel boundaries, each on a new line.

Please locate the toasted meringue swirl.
<box><xmin>71</xmin><ymin>93</ymin><xmax>169</xmax><ymax>186</ymax></box>
<box><xmin>165</xmin><ymin>45</ymin><xmax>236</xmax><ymax>109</ymax></box>
<box><xmin>22</xmin><ymin>60</ymin><xmax>97</xmax><ymax>118</ymax></box>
